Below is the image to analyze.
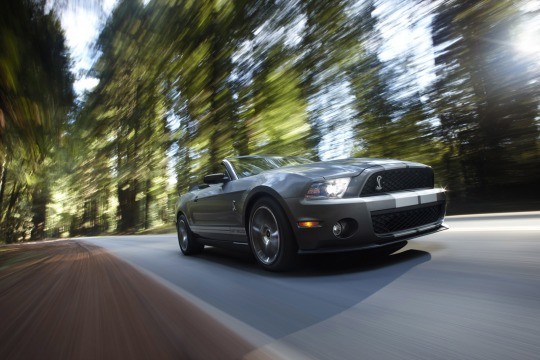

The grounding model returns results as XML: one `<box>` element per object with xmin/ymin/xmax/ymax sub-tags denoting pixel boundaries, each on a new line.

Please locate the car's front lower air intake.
<box><xmin>371</xmin><ymin>202</ymin><xmax>445</xmax><ymax>235</ymax></box>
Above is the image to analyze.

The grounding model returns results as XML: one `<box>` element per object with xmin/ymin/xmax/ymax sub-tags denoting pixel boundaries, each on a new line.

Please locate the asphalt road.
<box><xmin>81</xmin><ymin>212</ymin><xmax>540</xmax><ymax>359</ymax></box>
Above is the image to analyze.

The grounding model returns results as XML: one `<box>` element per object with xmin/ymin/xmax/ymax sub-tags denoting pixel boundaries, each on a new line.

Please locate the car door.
<box><xmin>189</xmin><ymin>169</ymin><xmax>246</xmax><ymax>241</ymax></box>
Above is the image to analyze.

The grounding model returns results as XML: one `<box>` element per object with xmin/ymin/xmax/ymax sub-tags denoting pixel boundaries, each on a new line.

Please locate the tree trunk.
<box><xmin>4</xmin><ymin>182</ymin><xmax>21</xmax><ymax>243</ymax></box>
<box><xmin>0</xmin><ymin>162</ymin><xmax>7</xmax><ymax>214</ymax></box>
<box><xmin>118</xmin><ymin>180</ymin><xmax>138</xmax><ymax>232</ymax></box>
<box><xmin>144</xmin><ymin>179</ymin><xmax>151</xmax><ymax>230</ymax></box>
<box><xmin>4</xmin><ymin>182</ymin><xmax>19</xmax><ymax>221</ymax></box>
<box><xmin>31</xmin><ymin>184</ymin><xmax>48</xmax><ymax>241</ymax></box>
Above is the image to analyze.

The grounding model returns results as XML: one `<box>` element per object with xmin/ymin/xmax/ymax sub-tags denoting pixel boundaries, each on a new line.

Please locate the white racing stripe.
<box><xmin>415</xmin><ymin>189</ymin><xmax>439</xmax><ymax>204</ymax></box>
<box><xmin>390</xmin><ymin>192</ymin><xmax>419</xmax><ymax>207</ymax></box>
<box><xmin>388</xmin><ymin>188</ymin><xmax>445</xmax><ymax>208</ymax></box>
<box><xmin>363</xmin><ymin>188</ymin><xmax>445</xmax><ymax>212</ymax></box>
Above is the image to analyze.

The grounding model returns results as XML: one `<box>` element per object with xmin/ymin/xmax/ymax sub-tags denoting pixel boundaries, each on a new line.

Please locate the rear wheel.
<box><xmin>249</xmin><ymin>198</ymin><xmax>297</xmax><ymax>271</ymax></box>
<box><xmin>177</xmin><ymin>214</ymin><xmax>204</xmax><ymax>255</ymax></box>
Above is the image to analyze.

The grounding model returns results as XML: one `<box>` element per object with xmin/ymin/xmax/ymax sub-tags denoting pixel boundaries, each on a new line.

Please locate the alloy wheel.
<box><xmin>250</xmin><ymin>206</ymin><xmax>280</xmax><ymax>265</ymax></box>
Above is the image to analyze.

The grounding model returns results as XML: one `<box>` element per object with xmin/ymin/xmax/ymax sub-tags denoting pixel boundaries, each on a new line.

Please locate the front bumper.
<box><xmin>284</xmin><ymin>188</ymin><xmax>446</xmax><ymax>253</ymax></box>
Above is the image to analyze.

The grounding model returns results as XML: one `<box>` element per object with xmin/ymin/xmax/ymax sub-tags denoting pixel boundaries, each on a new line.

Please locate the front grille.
<box><xmin>371</xmin><ymin>202</ymin><xmax>445</xmax><ymax>235</ymax></box>
<box><xmin>360</xmin><ymin>168</ymin><xmax>434</xmax><ymax>196</ymax></box>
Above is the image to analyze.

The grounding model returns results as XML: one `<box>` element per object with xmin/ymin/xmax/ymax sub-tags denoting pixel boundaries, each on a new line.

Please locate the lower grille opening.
<box><xmin>371</xmin><ymin>202</ymin><xmax>445</xmax><ymax>235</ymax></box>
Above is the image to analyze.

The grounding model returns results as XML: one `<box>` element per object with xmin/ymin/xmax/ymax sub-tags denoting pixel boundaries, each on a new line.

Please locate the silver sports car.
<box><xmin>176</xmin><ymin>155</ymin><xmax>446</xmax><ymax>271</ymax></box>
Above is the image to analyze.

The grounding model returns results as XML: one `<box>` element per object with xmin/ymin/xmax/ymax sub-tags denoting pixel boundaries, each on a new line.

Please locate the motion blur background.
<box><xmin>1</xmin><ymin>0</ymin><xmax>539</xmax><ymax>243</ymax></box>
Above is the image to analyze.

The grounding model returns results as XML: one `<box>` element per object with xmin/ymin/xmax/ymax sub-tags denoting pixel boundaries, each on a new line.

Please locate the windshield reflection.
<box><xmin>228</xmin><ymin>156</ymin><xmax>312</xmax><ymax>178</ymax></box>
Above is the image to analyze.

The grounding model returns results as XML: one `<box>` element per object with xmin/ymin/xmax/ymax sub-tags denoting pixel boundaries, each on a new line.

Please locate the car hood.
<box><xmin>267</xmin><ymin>158</ymin><xmax>425</xmax><ymax>180</ymax></box>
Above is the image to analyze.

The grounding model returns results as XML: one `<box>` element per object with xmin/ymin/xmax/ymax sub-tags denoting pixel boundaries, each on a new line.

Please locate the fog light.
<box><xmin>332</xmin><ymin>222</ymin><xmax>342</xmax><ymax>236</ymax></box>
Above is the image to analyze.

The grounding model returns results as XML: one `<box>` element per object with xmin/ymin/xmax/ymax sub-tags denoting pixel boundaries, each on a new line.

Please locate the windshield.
<box><xmin>228</xmin><ymin>156</ymin><xmax>312</xmax><ymax>178</ymax></box>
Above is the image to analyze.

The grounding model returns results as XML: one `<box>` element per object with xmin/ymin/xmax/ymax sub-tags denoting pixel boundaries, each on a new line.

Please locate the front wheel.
<box><xmin>249</xmin><ymin>198</ymin><xmax>297</xmax><ymax>271</ymax></box>
<box><xmin>177</xmin><ymin>214</ymin><xmax>204</xmax><ymax>255</ymax></box>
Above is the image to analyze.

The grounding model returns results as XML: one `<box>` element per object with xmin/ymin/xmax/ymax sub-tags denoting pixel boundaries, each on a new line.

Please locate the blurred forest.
<box><xmin>1</xmin><ymin>0</ymin><xmax>539</xmax><ymax>243</ymax></box>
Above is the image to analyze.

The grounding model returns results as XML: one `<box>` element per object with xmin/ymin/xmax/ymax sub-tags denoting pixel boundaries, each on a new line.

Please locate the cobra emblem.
<box><xmin>376</xmin><ymin>175</ymin><xmax>383</xmax><ymax>191</ymax></box>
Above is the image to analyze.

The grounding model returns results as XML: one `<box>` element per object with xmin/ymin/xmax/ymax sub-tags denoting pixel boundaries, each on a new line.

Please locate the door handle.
<box><xmin>194</xmin><ymin>196</ymin><xmax>199</xmax><ymax>202</ymax></box>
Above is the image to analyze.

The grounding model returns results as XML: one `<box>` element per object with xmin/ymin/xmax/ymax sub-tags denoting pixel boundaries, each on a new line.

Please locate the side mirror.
<box><xmin>203</xmin><ymin>173</ymin><xmax>230</xmax><ymax>184</ymax></box>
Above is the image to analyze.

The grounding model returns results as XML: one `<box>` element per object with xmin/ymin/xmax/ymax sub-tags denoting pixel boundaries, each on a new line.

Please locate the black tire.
<box><xmin>177</xmin><ymin>214</ymin><xmax>204</xmax><ymax>255</ymax></box>
<box><xmin>248</xmin><ymin>197</ymin><xmax>297</xmax><ymax>271</ymax></box>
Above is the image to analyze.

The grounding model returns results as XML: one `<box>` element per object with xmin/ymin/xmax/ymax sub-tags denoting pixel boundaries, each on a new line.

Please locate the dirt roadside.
<box><xmin>0</xmin><ymin>240</ymin><xmax>261</xmax><ymax>360</ymax></box>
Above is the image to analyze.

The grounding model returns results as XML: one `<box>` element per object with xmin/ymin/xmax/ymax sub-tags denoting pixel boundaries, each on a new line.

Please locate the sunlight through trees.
<box><xmin>1</xmin><ymin>0</ymin><xmax>539</xmax><ymax>242</ymax></box>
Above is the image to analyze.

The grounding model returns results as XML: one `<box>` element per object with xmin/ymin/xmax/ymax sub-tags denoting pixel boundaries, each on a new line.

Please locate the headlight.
<box><xmin>305</xmin><ymin>178</ymin><xmax>351</xmax><ymax>199</ymax></box>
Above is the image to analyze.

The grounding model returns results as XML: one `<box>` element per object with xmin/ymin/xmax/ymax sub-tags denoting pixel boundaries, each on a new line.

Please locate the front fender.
<box><xmin>242</xmin><ymin>186</ymin><xmax>298</xmax><ymax>230</ymax></box>
<box><xmin>176</xmin><ymin>192</ymin><xmax>197</xmax><ymax>224</ymax></box>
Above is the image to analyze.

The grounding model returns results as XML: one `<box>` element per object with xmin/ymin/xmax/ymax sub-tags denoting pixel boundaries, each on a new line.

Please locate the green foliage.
<box><xmin>0</xmin><ymin>0</ymin><xmax>74</xmax><ymax>242</ymax></box>
<box><xmin>432</xmin><ymin>0</ymin><xmax>540</xmax><ymax>194</ymax></box>
<box><xmin>2</xmin><ymin>0</ymin><xmax>539</xmax><ymax>242</ymax></box>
